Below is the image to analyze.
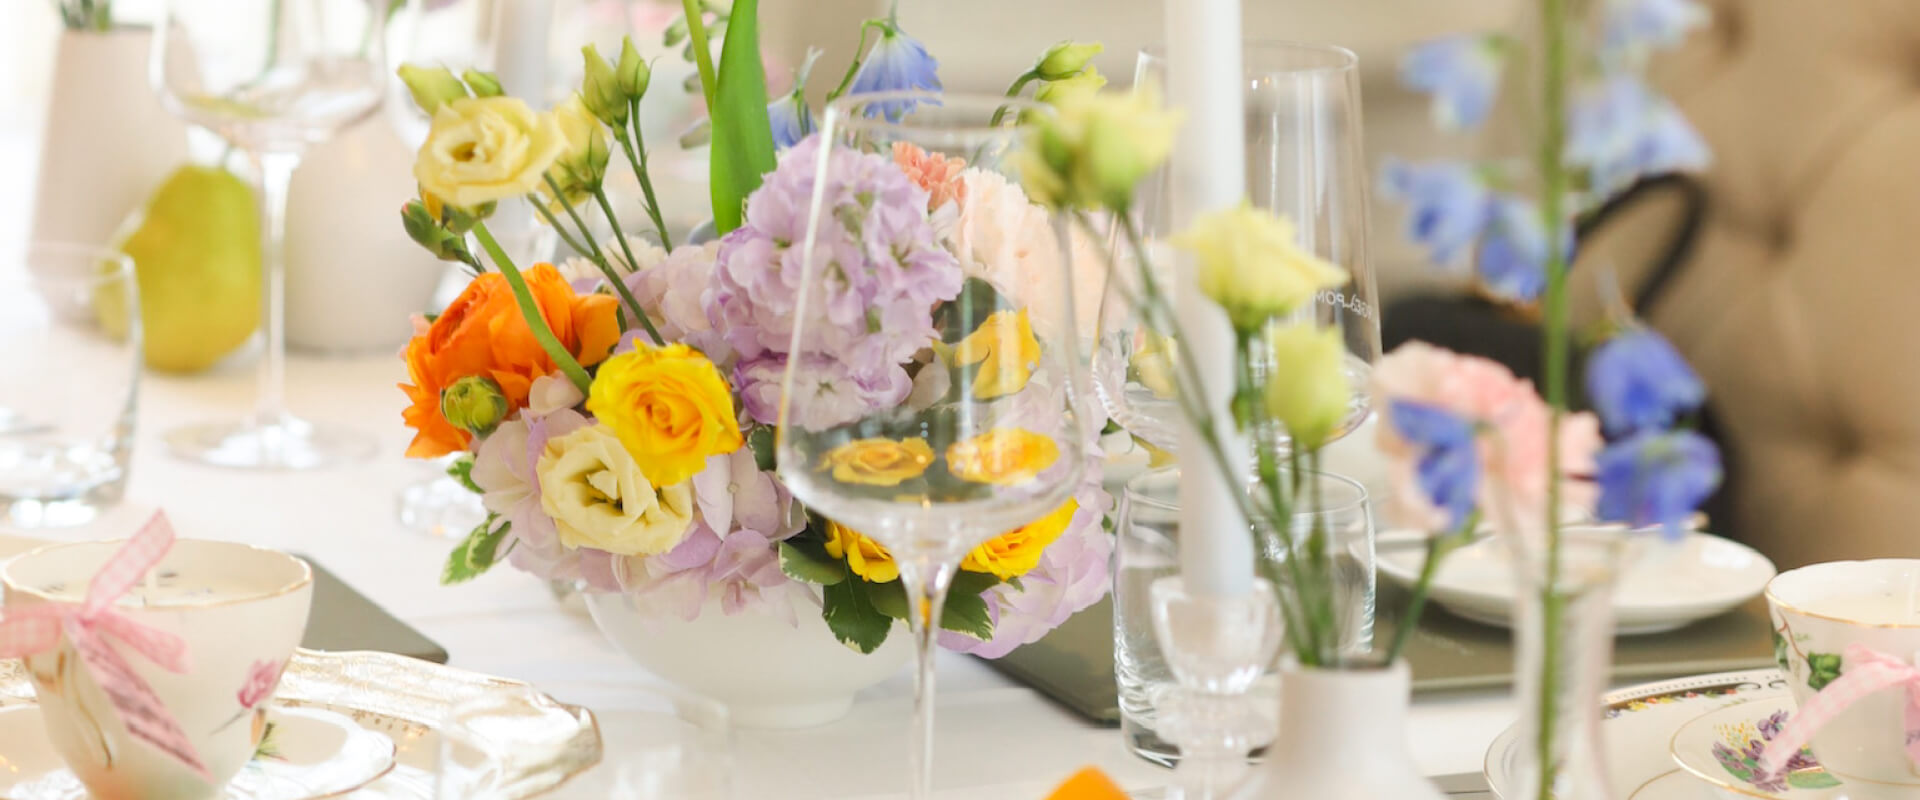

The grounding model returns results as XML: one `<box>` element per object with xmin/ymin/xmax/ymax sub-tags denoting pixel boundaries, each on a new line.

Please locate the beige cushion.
<box><xmin>1576</xmin><ymin>0</ymin><xmax>1920</xmax><ymax>568</ymax></box>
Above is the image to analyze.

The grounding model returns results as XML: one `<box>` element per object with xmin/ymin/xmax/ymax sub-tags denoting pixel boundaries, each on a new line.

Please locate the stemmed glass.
<box><xmin>1096</xmin><ymin>40</ymin><xmax>1381</xmax><ymax>454</ymax></box>
<box><xmin>778</xmin><ymin>92</ymin><xmax>1090</xmax><ymax>799</ymax></box>
<box><xmin>151</xmin><ymin>0</ymin><xmax>389</xmax><ymax>469</ymax></box>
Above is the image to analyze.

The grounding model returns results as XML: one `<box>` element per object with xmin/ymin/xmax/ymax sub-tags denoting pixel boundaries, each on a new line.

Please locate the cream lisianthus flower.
<box><xmin>1263</xmin><ymin>323</ymin><xmax>1352</xmax><ymax>450</ymax></box>
<box><xmin>414</xmin><ymin>96</ymin><xmax>567</xmax><ymax>209</ymax></box>
<box><xmin>537</xmin><ymin>425</ymin><xmax>694</xmax><ymax>556</ymax></box>
<box><xmin>1175</xmin><ymin>203</ymin><xmax>1350</xmax><ymax>332</ymax></box>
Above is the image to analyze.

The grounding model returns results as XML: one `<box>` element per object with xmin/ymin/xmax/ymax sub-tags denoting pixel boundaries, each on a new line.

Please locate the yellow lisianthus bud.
<box><xmin>462</xmin><ymin>68</ymin><xmax>504</xmax><ymax>98</ymax></box>
<box><xmin>1035</xmin><ymin>66</ymin><xmax>1106</xmax><ymax>107</ymax></box>
<box><xmin>616</xmin><ymin>37</ymin><xmax>651</xmax><ymax>100</ymax></box>
<box><xmin>1034</xmin><ymin>41</ymin><xmax>1104</xmax><ymax>81</ymax></box>
<box><xmin>580</xmin><ymin>44</ymin><xmax>628</xmax><ymax>127</ymax></box>
<box><xmin>820</xmin><ymin>437</ymin><xmax>935</xmax><ymax>487</ymax></box>
<box><xmin>1262</xmin><ymin>324</ymin><xmax>1352</xmax><ymax>450</ymax></box>
<box><xmin>439</xmin><ymin>375</ymin><xmax>509</xmax><ymax>437</ymax></box>
<box><xmin>962</xmin><ymin>499</ymin><xmax>1079</xmax><ymax>579</ymax></box>
<box><xmin>1017</xmin><ymin>85</ymin><xmax>1181</xmax><ymax>212</ymax></box>
<box><xmin>414</xmin><ymin>96</ymin><xmax>568</xmax><ymax>209</ymax></box>
<box><xmin>400</xmin><ymin>200</ymin><xmax>475</xmax><ymax>264</ymax></box>
<box><xmin>951</xmin><ymin>309</ymin><xmax>1042</xmax><ymax>400</ymax></box>
<box><xmin>1175</xmin><ymin>203</ymin><xmax>1350</xmax><ymax>332</ymax></box>
<box><xmin>946</xmin><ymin>429</ymin><xmax>1061</xmax><ymax>486</ymax></box>
<box><xmin>824</xmin><ymin>522</ymin><xmax>899</xmax><ymax>583</ymax></box>
<box><xmin>397</xmin><ymin>64</ymin><xmax>469</xmax><ymax>114</ymax></box>
<box><xmin>585</xmin><ymin>342</ymin><xmax>744</xmax><ymax>487</ymax></box>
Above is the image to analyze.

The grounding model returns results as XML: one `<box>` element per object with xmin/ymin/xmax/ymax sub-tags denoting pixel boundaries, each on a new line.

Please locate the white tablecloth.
<box><xmin>2</xmin><ymin>354</ymin><xmax>1516</xmax><ymax>798</ymax></box>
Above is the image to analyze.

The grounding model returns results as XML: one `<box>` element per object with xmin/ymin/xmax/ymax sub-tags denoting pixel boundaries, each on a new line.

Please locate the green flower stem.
<box><xmin>616</xmin><ymin>105</ymin><xmax>675</xmax><ymax>251</ymax></box>
<box><xmin>1535</xmin><ymin>0</ymin><xmax>1573</xmax><ymax>794</ymax></box>
<box><xmin>825</xmin><ymin>20</ymin><xmax>890</xmax><ymax>103</ymax></box>
<box><xmin>681</xmin><ymin>0</ymin><xmax>719</xmax><ymax>107</ymax></box>
<box><xmin>585</xmin><ymin>186</ymin><xmax>668</xmax><ymax>346</ymax></box>
<box><xmin>526</xmin><ymin>199</ymin><xmax>595</xmax><ymax>260</ymax></box>
<box><xmin>988</xmin><ymin>71</ymin><xmax>1040</xmax><ymax>127</ymax></box>
<box><xmin>471</xmin><ymin>222</ymin><xmax>592</xmax><ymax>393</ymax></box>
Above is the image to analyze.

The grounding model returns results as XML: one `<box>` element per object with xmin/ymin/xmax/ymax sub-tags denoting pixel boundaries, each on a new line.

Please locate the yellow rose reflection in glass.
<box><xmin>820</xmin><ymin>437</ymin><xmax>936</xmax><ymax>487</ymax></box>
<box><xmin>951</xmin><ymin>309</ymin><xmax>1042</xmax><ymax>400</ymax></box>
<box><xmin>946</xmin><ymin>429</ymin><xmax>1061</xmax><ymax>486</ymax></box>
<box><xmin>826</xmin><ymin>499</ymin><xmax>1077</xmax><ymax>585</ymax></box>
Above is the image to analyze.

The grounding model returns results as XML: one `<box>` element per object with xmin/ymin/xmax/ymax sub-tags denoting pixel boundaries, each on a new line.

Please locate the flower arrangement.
<box><xmin>393</xmin><ymin>0</ymin><xmax>1113</xmax><ymax>658</ymax></box>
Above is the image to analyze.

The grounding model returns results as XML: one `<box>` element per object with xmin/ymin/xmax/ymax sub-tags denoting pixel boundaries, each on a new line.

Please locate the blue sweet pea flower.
<box><xmin>1603</xmin><ymin>0</ymin><xmax>1709</xmax><ymax>58</ymax></box>
<box><xmin>1400</xmin><ymin>35</ymin><xmax>1506</xmax><ymax>130</ymax></box>
<box><xmin>849</xmin><ymin>22</ymin><xmax>942</xmax><ymax>118</ymax></box>
<box><xmin>1390</xmin><ymin>400</ymin><xmax>1481</xmax><ymax>530</ymax></box>
<box><xmin>1567</xmin><ymin>76</ymin><xmax>1710</xmax><ymax>194</ymax></box>
<box><xmin>1585</xmin><ymin>328</ymin><xmax>1705</xmax><ymax>435</ymax></box>
<box><xmin>1381</xmin><ymin>158</ymin><xmax>1493</xmax><ymax>267</ymax></box>
<box><xmin>768</xmin><ymin>91</ymin><xmax>813</xmax><ymax>150</ymax></box>
<box><xmin>1595</xmin><ymin>429</ymin><xmax>1721</xmax><ymax>537</ymax></box>
<box><xmin>1477</xmin><ymin>195</ymin><xmax>1571</xmax><ymax>302</ymax></box>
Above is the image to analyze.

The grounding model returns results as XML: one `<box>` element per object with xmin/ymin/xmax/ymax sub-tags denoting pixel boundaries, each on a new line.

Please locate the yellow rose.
<box><xmin>962</xmin><ymin>499</ymin><xmax>1079</xmax><ymax>579</ymax></box>
<box><xmin>537</xmin><ymin>425</ymin><xmax>694</xmax><ymax>556</ymax></box>
<box><xmin>586</xmin><ymin>342</ymin><xmax>745</xmax><ymax>488</ymax></box>
<box><xmin>824</xmin><ymin>522</ymin><xmax>899</xmax><ymax>583</ymax></box>
<box><xmin>821</xmin><ymin>437</ymin><xmax>935</xmax><ymax>486</ymax></box>
<box><xmin>946</xmin><ymin>429</ymin><xmax>1061</xmax><ymax>486</ymax></box>
<box><xmin>951</xmin><ymin>309</ymin><xmax>1042</xmax><ymax>400</ymax></box>
<box><xmin>414</xmin><ymin>96</ymin><xmax>568</xmax><ymax>210</ymax></box>
<box><xmin>1175</xmin><ymin>203</ymin><xmax>1350</xmax><ymax>332</ymax></box>
<box><xmin>1263</xmin><ymin>324</ymin><xmax>1352</xmax><ymax>450</ymax></box>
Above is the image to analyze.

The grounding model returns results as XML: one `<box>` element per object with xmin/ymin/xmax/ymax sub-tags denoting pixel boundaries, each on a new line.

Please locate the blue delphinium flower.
<box><xmin>1390</xmin><ymin>400</ymin><xmax>1482</xmax><ymax>530</ymax></box>
<box><xmin>1602</xmin><ymin>0</ymin><xmax>1709</xmax><ymax>59</ymax></box>
<box><xmin>767</xmin><ymin>91</ymin><xmax>813</xmax><ymax>150</ymax></box>
<box><xmin>1400</xmin><ymin>35</ymin><xmax>1507</xmax><ymax>130</ymax></box>
<box><xmin>1585</xmin><ymin>328</ymin><xmax>1706</xmax><ymax>435</ymax></box>
<box><xmin>1566</xmin><ymin>75</ymin><xmax>1710</xmax><ymax>194</ymax></box>
<box><xmin>1476</xmin><ymin>196</ymin><xmax>1560</xmax><ymax>302</ymax></box>
<box><xmin>1380</xmin><ymin>158</ymin><xmax>1493</xmax><ymax>266</ymax></box>
<box><xmin>1595</xmin><ymin>429</ymin><xmax>1721</xmax><ymax>537</ymax></box>
<box><xmin>849</xmin><ymin>22</ymin><xmax>942</xmax><ymax>118</ymax></box>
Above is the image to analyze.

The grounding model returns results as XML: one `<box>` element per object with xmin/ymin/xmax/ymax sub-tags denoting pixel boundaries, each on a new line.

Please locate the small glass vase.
<box><xmin>1505</xmin><ymin>528</ymin><xmax>1624</xmax><ymax>800</ymax></box>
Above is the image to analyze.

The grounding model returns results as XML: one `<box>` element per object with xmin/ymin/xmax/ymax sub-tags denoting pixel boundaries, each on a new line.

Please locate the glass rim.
<box><xmin>1136</xmin><ymin>39</ymin><xmax>1360</xmax><ymax>75</ymax></box>
<box><xmin>6</xmin><ymin>242</ymin><xmax>135</xmax><ymax>288</ymax></box>
<box><xmin>823</xmin><ymin>91</ymin><xmax>1051</xmax><ymax>137</ymax></box>
<box><xmin>1123</xmin><ymin>463</ymin><xmax>1369</xmax><ymax>516</ymax></box>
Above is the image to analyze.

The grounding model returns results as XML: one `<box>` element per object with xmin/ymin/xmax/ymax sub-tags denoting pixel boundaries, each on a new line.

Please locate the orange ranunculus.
<box><xmin>400</xmin><ymin>265</ymin><xmax>620</xmax><ymax>457</ymax></box>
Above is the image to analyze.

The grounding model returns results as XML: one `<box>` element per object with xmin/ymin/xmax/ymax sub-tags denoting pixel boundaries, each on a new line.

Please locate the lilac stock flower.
<box><xmin>848</xmin><ymin>22</ymin><xmax>942</xmax><ymax>117</ymax></box>
<box><xmin>1389</xmin><ymin>400</ymin><xmax>1481</xmax><ymax>530</ymax></box>
<box><xmin>1567</xmin><ymin>76</ymin><xmax>1711</xmax><ymax>195</ymax></box>
<box><xmin>735</xmin><ymin>355</ymin><xmax>911</xmax><ymax>429</ymax></box>
<box><xmin>1399</xmin><ymin>35</ymin><xmax>1506</xmax><ymax>130</ymax></box>
<box><xmin>1602</xmin><ymin>0</ymin><xmax>1709</xmax><ymax>59</ymax></box>
<box><xmin>1380</xmin><ymin>158</ymin><xmax>1493</xmax><ymax>267</ymax></box>
<box><xmin>622</xmin><ymin>241</ymin><xmax>721</xmax><ymax>351</ymax></box>
<box><xmin>1595</xmin><ymin>429</ymin><xmax>1721</xmax><ymax>536</ymax></box>
<box><xmin>1585</xmin><ymin>328</ymin><xmax>1706</xmax><ymax>435</ymax></box>
<box><xmin>1477</xmin><ymin>195</ymin><xmax>1562</xmax><ymax>302</ymax></box>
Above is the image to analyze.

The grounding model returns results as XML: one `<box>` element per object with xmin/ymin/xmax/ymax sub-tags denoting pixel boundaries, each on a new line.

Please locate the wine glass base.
<box><xmin>397</xmin><ymin>477</ymin><xmax>488</xmax><ymax>538</ymax></box>
<box><xmin>165</xmin><ymin>415</ymin><xmax>375</xmax><ymax>470</ymax></box>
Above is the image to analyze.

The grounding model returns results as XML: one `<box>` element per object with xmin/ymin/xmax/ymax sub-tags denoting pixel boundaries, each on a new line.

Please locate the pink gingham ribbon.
<box><xmin>0</xmin><ymin>513</ymin><xmax>210</xmax><ymax>779</ymax></box>
<box><xmin>1758</xmin><ymin>643</ymin><xmax>1920</xmax><ymax>777</ymax></box>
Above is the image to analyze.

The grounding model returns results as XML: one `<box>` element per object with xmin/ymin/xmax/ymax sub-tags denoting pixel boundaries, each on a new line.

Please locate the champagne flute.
<box><xmin>151</xmin><ymin>0</ymin><xmax>389</xmax><ymax>469</ymax></box>
<box><xmin>777</xmin><ymin>92</ymin><xmax>1089</xmax><ymax>799</ymax></box>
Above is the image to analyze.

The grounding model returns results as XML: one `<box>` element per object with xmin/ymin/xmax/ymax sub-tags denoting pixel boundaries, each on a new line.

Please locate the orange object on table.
<box><xmin>1045</xmin><ymin>766</ymin><xmax>1129</xmax><ymax>800</ymax></box>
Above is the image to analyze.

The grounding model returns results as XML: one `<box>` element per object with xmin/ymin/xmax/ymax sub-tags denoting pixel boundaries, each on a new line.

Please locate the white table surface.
<box><xmin>0</xmin><ymin>354</ymin><xmax>1516</xmax><ymax>798</ymax></box>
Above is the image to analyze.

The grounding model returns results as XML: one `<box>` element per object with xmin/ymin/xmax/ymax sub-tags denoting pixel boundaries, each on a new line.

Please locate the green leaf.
<box><xmin>441</xmin><ymin>516</ymin><xmax>509</xmax><ymax>585</ymax></box>
<box><xmin>707</xmin><ymin>0</ymin><xmax>777</xmax><ymax>234</ymax></box>
<box><xmin>445</xmin><ymin>454</ymin><xmax>483</xmax><ymax>494</ymax></box>
<box><xmin>865</xmin><ymin>572</ymin><xmax>1002</xmax><ymax>641</ymax></box>
<box><xmin>778</xmin><ymin>540</ymin><xmax>848</xmax><ymax>585</ymax></box>
<box><xmin>868</xmin><ymin>580</ymin><xmax>908</xmax><ymax>620</ymax></box>
<box><xmin>822</xmin><ymin>579</ymin><xmax>893</xmax><ymax>653</ymax></box>
<box><xmin>748</xmin><ymin>425</ymin><xmax>777</xmax><ymax>472</ymax></box>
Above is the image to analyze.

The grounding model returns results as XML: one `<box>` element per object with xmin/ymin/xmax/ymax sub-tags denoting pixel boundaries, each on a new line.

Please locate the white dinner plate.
<box><xmin>0</xmin><ymin>704</ymin><xmax>395</xmax><ymax>800</ymax></box>
<box><xmin>1485</xmin><ymin>669</ymin><xmax>1789</xmax><ymax>799</ymax></box>
<box><xmin>1378</xmin><ymin>530</ymin><xmax>1777</xmax><ymax>635</ymax></box>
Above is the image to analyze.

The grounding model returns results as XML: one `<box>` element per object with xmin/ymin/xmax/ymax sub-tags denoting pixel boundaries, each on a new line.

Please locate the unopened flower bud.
<box><xmin>462</xmin><ymin>69</ymin><xmax>504</xmax><ymax>98</ymax></box>
<box><xmin>401</xmin><ymin>200</ymin><xmax>477</xmax><ymax>265</ymax></box>
<box><xmin>441</xmin><ymin>375</ymin><xmax>509</xmax><ymax>437</ymax></box>
<box><xmin>580</xmin><ymin>44</ymin><xmax>629</xmax><ymax>127</ymax></box>
<box><xmin>1034</xmin><ymin>41</ymin><xmax>1103</xmax><ymax>81</ymax></box>
<box><xmin>616</xmin><ymin>37</ymin><xmax>651</xmax><ymax>100</ymax></box>
<box><xmin>397</xmin><ymin>64</ymin><xmax>469</xmax><ymax>114</ymax></box>
<box><xmin>1035</xmin><ymin>66</ymin><xmax>1106</xmax><ymax>107</ymax></box>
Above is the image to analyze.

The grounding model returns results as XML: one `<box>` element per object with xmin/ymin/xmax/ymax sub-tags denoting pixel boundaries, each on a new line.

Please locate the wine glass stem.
<box><xmin>898</xmin><ymin>554</ymin><xmax>959</xmax><ymax>800</ymax></box>
<box><xmin>251</xmin><ymin>151</ymin><xmax>301</xmax><ymax>440</ymax></box>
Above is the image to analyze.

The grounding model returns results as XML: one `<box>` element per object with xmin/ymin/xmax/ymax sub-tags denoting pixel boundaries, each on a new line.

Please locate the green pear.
<box><xmin>108</xmin><ymin>165</ymin><xmax>262</xmax><ymax>373</ymax></box>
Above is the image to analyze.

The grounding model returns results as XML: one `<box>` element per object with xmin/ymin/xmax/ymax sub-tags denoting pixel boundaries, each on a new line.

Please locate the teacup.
<box><xmin>0</xmin><ymin>539</ymin><xmax>313</xmax><ymax>800</ymax></box>
<box><xmin>1766</xmin><ymin>559</ymin><xmax>1920</xmax><ymax>793</ymax></box>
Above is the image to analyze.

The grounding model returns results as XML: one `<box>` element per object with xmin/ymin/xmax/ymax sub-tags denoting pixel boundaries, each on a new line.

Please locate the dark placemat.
<box><xmin>298</xmin><ymin>556</ymin><xmax>449</xmax><ymax>664</ymax></box>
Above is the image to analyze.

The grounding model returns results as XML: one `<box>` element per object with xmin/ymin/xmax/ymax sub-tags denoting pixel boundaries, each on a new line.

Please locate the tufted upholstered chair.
<box><xmin>1571</xmin><ymin>0</ymin><xmax>1920</xmax><ymax>569</ymax></box>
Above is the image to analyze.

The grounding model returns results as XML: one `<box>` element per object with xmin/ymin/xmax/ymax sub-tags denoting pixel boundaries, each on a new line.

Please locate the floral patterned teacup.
<box><xmin>1767</xmin><ymin>558</ymin><xmax>1920</xmax><ymax>793</ymax></box>
<box><xmin>0</xmin><ymin>539</ymin><xmax>313</xmax><ymax>800</ymax></box>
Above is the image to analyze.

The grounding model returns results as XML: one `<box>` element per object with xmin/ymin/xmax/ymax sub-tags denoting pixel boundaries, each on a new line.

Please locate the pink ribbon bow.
<box><xmin>0</xmin><ymin>512</ymin><xmax>210</xmax><ymax>779</ymax></box>
<box><xmin>1758</xmin><ymin>643</ymin><xmax>1920</xmax><ymax>777</ymax></box>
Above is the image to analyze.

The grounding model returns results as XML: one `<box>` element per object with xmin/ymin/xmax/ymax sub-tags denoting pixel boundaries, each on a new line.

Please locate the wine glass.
<box><xmin>1096</xmin><ymin>40</ymin><xmax>1381</xmax><ymax>454</ymax></box>
<box><xmin>151</xmin><ymin>0</ymin><xmax>389</xmax><ymax>469</ymax></box>
<box><xmin>777</xmin><ymin>91</ymin><xmax>1090</xmax><ymax>799</ymax></box>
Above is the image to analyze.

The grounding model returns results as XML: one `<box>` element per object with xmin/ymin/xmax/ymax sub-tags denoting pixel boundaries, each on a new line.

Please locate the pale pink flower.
<box><xmin>948</xmin><ymin>169</ymin><xmax>1106</xmax><ymax>343</ymax></box>
<box><xmin>892</xmin><ymin>141</ymin><xmax>967</xmax><ymax>211</ymax></box>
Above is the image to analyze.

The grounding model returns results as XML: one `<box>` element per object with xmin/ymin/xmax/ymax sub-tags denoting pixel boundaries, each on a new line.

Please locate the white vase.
<box><xmin>1227</xmin><ymin>660</ymin><xmax>1444</xmax><ymax>800</ymax></box>
<box><xmin>585</xmin><ymin>591</ymin><xmax>912</xmax><ymax>729</ymax></box>
<box><xmin>29</xmin><ymin>28</ymin><xmax>189</xmax><ymax>249</ymax></box>
<box><xmin>283</xmin><ymin>117</ymin><xmax>449</xmax><ymax>354</ymax></box>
